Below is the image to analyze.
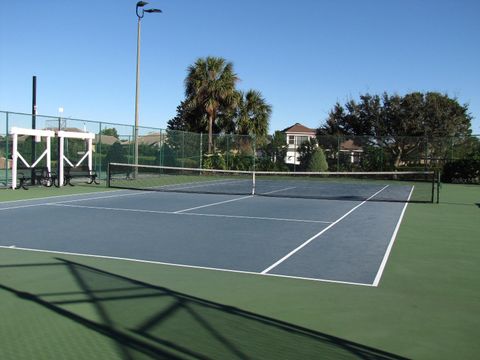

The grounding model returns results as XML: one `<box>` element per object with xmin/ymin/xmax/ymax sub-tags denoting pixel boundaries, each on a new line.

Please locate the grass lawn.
<box><xmin>0</xmin><ymin>183</ymin><xmax>479</xmax><ymax>359</ymax></box>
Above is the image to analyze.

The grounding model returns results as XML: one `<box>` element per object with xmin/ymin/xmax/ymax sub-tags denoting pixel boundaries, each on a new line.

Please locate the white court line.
<box><xmin>0</xmin><ymin>189</ymin><xmax>123</xmax><ymax>205</ymax></box>
<box><xmin>372</xmin><ymin>186</ymin><xmax>414</xmax><ymax>287</ymax></box>
<box><xmin>0</xmin><ymin>245</ymin><xmax>373</xmax><ymax>287</ymax></box>
<box><xmin>184</xmin><ymin>212</ymin><xmax>332</xmax><ymax>224</ymax></box>
<box><xmin>0</xmin><ymin>189</ymin><xmax>146</xmax><ymax>210</ymax></box>
<box><xmin>49</xmin><ymin>203</ymin><xmax>332</xmax><ymax>224</ymax></box>
<box><xmin>174</xmin><ymin>195</ymin><xmax>253</xmax><ymax>213</ymax></box>
<box><xmin>0</xmin><ymin>202</ymin><xmax>53</xmax><ymax>211</ymax></box>
<box><xmin>0</xmin><ymin>190</ymin><xmax>150</xmax><ymax>211</ymax></box>
<box><xmin>261</xmin><ymin>185</ymin><xmax>390</xmax><ymax>274</ymax></box>
<box><xmin>56</xmin><ymin>191</ymin><xmax>150</xmax><ymax>204</ymax></box>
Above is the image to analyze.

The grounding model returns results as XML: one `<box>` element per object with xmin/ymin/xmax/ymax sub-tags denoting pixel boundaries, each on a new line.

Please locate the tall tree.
<box><xmin>166</xmin><ymin>100</ymin><xmax>207</xmax><ymax>133</ymax></box>
<box><xmin>185</xmin><ymin>57</ymin><xmax>239</xmax><ymax>153</ymax></box>
<box><xmin>318</xmin><ymin>92</ymin><xmax>472</xmax><ymax>168</ymax></box>
<box><xmin>100</xmin><ymin>128</ymin><xmax>119</xmax><ymax>138</ymax></box>
<box><xmin>256</xmin><ymin>131</ymin><xmax>288</xmax><ymax>171</ymax></box>
<box><xmin>236</xmin><ymin>90</ymin><xmax>272</xmax><ymax>140</ymax></box>
<box><xmin>297</xmin><ymin>138</ymin><xmax>318</xmax><ymax>171</ymax></box>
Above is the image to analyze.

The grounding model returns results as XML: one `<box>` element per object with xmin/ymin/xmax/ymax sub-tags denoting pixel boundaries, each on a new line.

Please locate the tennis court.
<box><xmin>0</xmin><ymin>172</ymin><xmax>418</xmax><ymax>286</ymax></box>
<box><xmin>1</xmin><ymin>175</ymin><xmax>479</xmax><ymax>359</ymax></box>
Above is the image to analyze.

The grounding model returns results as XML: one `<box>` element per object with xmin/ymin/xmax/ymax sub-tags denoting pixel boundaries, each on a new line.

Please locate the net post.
<box><xmin>436</xmin><ymin>171</ymin><xmax>441</xmax><ymax>204</ymax></box>
<box><xmin>252</xmin><ymin>171</ymin><xmax>256</xmax><ymax>195</ymax></box>
<box><xmin>431</xmin><ymin>170</ymin><xmax>435</xmax><ymax>203</ymax></box>
<box><xmin>106</xmin><ymin>162</ymin><xmax>111</xmax><ymax>188</ymax></box>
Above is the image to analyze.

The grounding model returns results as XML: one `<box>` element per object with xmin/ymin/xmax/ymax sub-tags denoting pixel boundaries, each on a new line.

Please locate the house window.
<box><xmin>288</xmin><ymin>135</ymin><xmax>295</xmax><ymax>145</ymax></box>
<box><xmin>296</xmin><ymin>136</ymin><xmax>309</xmax><ymax>145</ymax></box>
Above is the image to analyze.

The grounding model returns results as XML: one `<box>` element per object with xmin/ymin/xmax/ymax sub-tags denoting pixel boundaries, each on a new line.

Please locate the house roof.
<box><xmin>282</xmin><ymin>123</ymin><xmax>316</xmax><ymax>135</ymax></box>
<box><xmin>95</xmin><ymin>134</ymin><xmax>119</xmax><ymax>145</ymax></box>
<box><xmin>340</xmin><ymin>139</ymin><xmax>363</xmax><ymax>151</ymax></box>
<box><xmin>138</xmin><ymin>132</ymin><xmax>163</xmax><ymax>146</ymax></box>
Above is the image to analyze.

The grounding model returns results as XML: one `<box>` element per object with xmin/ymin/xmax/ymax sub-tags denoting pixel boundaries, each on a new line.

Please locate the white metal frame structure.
<box><xmin>10</xmin><ymin>127</ymin><xmax>55</xmax><ymax>189</ymax></box>
<box><xmin>57</xmin><ymin>130</ymin><xmax>95</xmax><ymax>187</ymax></box>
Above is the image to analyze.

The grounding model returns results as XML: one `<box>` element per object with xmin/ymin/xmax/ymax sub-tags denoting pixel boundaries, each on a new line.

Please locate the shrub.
<box><xmin>229</xmin><ymin>153</ymin><xmax>254</xmax><ymax>171</ymax></box>
<box><xmin>307</xmin><ymin>148</ymin><xmax>328</xmax><ymax>172</ymax></box>
<box><xmin>442</xmin><ymin>159</ymin><xmax>480</xmax><ymax>184</ymax></box>
<box><xmin>202</xmin><ymin>153</ymin><xmax>226</xmax><ymax>170</ymax></box>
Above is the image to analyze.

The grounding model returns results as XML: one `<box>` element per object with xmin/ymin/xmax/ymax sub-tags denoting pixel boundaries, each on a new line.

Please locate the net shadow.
<box><xmin>0</xmin><ymin>259</ymin><xmax>408</xmax><ymax>359</ymax></box>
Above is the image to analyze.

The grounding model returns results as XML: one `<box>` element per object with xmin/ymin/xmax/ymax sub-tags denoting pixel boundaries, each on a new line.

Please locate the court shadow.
<box><xmin>0</xmin><ymin>259</ymin><xmax>406</xmax><ymax>360</ymax></box>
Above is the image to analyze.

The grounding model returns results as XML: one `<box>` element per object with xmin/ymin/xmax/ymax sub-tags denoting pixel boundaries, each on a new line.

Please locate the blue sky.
<box><xmin>1</xmin><ymin>0</ymin><xmax>479</xmax><ymax>134</ymax></box>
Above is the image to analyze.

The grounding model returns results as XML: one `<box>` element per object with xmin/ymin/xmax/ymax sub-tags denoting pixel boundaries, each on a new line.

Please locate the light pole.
<box><xmin>134</xmin><ymin>1</ymin><xmax>161</xmax><ymax>174</ymax></box>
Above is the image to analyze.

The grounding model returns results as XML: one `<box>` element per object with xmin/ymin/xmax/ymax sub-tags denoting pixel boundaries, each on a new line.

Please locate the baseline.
<box><xmin>0</xmin><ymin>246</ymin><xmax>373</xmax><ymax>287</ymax></box>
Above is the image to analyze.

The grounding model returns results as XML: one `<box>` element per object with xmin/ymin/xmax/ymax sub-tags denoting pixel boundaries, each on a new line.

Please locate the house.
<box><xmin>339</xmin><ymin>139</ymin><xmax>363</xmax><ymax>164</ymax></box>
<box><xmin>138</xmin><ymin>132</ymin><xmax>164</xmax><ymax>147</ymax></box>
<box><xmin>282</xmin><ymin>123</ymin><xmax>316</xmax><ymax>165</ymax></box>
<box><xmin>282</xmin><ymin>123</ymin><xmax>364</xmax><ymax>166</ymax></box>
<box><xmin>95</xmin><ymin>134</ymin><xmax>119</xmax><ymax>146</ymax></box>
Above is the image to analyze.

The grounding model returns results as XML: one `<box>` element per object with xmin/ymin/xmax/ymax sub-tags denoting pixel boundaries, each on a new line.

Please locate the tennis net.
<box><xmin>107</xmin><ymin>163</ymin><xmax>437</xmax><ymax>203</ymax></box>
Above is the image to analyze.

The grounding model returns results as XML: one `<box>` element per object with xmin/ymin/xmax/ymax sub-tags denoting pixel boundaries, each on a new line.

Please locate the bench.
<box><xmin>17</xmin><ymin>167</ymin><xmax>57</xmax><ymax>190</ymax></box>
<box><xmin>63</xmin><ymin>166</ymin><xmax>99</xmax><ymax>186</ymax></box>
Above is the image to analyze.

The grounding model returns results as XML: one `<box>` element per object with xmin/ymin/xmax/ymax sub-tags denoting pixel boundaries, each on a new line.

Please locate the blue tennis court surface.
<box><xmin>0</xmin><ymin>187</ymin><xmax>411</xmax><ymax>286</ymax></box>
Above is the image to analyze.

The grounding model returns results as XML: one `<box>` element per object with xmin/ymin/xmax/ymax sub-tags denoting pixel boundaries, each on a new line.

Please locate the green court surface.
<box><xmin>1</xmin><ymin>184</ymin><xmax>479</xmax><ymax>359</ymax></box>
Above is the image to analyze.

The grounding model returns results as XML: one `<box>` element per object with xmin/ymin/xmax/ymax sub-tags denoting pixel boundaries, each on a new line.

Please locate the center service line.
<box><xmin>261</xmin><ymin>185</ymin><xmax>390</xmax><ymax>274</ymax></box>
<box><xmin>173</xmin><ymin>195</ymin><xmax>253</xmax><ymax>213</ymax></box>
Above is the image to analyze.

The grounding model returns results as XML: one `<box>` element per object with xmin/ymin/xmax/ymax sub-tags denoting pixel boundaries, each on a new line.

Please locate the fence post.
<box><xmin>380</xmin><ymin>137</ymin><xmax>384</xmax><ymax>171</ymax></box>
<box><xmin>337</xmin><ymin>136</ymin><xmax>340</xmax><ymax>172</ymax></box>
<box><xmin>424</xmin><ymin>135</ymin><xmax>428</xmax><ymax>171</ymax></box>
<box><xmin>253</xmin><ymin>135</ymin><xmax>256</xmax><ymax>171</ymax></box>
<box><xmin>5</xmin><ymin>112</ymin><xmax>9</xmax><ymax>187</ymax></box>
<box><xmin>159</xmin><ymin>129</ymin><xmax>163</xmax><ymax>166</ymax></box>
<box><xmin>293</xmin><ymin>139</ymin><xmax>297</xmax><ymax>172</ymax></box>
<box><xmin>199</xmin><ymin>132</ymin><xmax>203</xmax><ymax>169</ymax></box>
<box><xmin>226</xmin><ymin>135</ymin><xmax>230</xmax><ymax>169</ymax></box>
<box><xmin>98</xmin><ymin>123</ymin><xmax>102</xmax><ymax>178</ymax></box>
<box><xmin>182</xmin><ymin>131</ymin><xmax>185</xmax><ymax>168</ymax></box>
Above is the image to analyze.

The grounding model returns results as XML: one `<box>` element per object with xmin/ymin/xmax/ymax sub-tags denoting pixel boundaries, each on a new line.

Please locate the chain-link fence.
<box><xmin>0</xmin><ymin>111</ymin><xmax>260</xmax><ymax>188</ymax></box>
<box><xmin>316</xmin><ymin>134</ymin><xmax>479</xmax><ymax>175</ymax></box>
<box><xmin>1</xmin><ymin>110</ymin><xmax>479</xmax><ymax>187</ymax></box>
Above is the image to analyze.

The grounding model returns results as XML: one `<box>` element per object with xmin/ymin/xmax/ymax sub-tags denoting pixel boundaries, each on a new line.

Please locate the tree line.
<box><xmin>166</xmin><ymin>56</ymin><xmax>477</xmax><ymax>178</ymax></box>
<box><xmin>167</xmin><ymin>56</ymin><xmax>272</xmax><ymax>154</ymax></box>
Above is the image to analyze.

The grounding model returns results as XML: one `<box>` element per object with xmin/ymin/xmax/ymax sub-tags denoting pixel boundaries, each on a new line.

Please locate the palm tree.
<box><xmin>185</xmin><ymin>57</ymin><xmax>239</xmax><ymax>153</ymax></box>
<box><xmin>237</xmin><ymin>89</ymin><xmax>272</xmax><ymax>141</ymax></box>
